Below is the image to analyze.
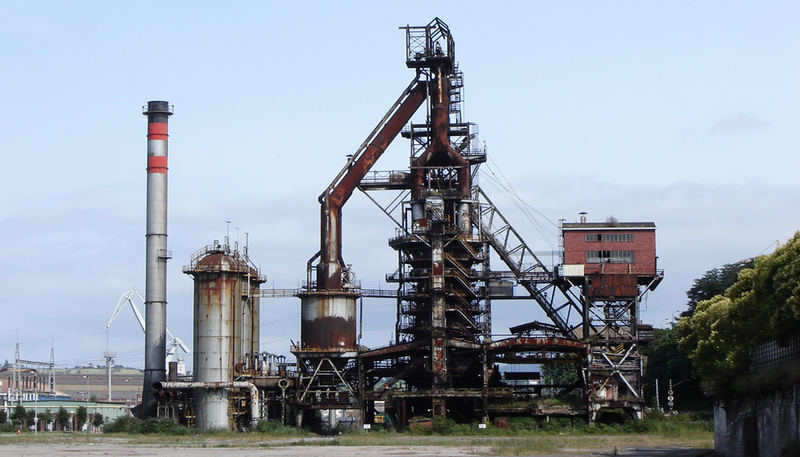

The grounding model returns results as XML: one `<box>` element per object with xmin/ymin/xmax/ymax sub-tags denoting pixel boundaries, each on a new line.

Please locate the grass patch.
<box><xmin>254</xmin><ymin>420</ymin><xmax>307</xmax><ymax>436</ymax></box>
<box><xmin>0</xmin><ymin>411</ymin><xmax>713</xmax><ymax>454</ymax></box>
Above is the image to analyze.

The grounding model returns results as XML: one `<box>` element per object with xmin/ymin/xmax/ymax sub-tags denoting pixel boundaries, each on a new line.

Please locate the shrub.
<box><xmin>104</xmin><ymin>416</ymin><xmax>190</xmax><ymax>435</ymax></box>
<box><xmin>0</xmin><ymin>423</ymin><xmax>17</xmax><ymax>433</ymax></box>
<box><xmin>104</xmin><ymin>416</ymin><xmax>144</xmax><ymax>434</ymax></box>
<box><xmin>254</xmin><ymin>420</ymin><xmax>302</xmax><ymax>435</ymax></box>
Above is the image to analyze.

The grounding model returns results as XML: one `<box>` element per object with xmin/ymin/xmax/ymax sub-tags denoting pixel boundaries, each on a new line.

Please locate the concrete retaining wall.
<box><xmin>714</xmin><ymin>383</ymin><xmax>800</xmax><ymax>457</ymax></box>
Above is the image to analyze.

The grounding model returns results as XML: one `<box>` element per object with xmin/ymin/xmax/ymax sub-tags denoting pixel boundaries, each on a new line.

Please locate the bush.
<box><xmin>431</xmin><ymin>416</ymin><xmax>453</xmax><ymax>434</ymax></box>
<box><xmin>104</xmin><ymin>416</ymin><xmax>143</xmax><ymax>434</ymax></box>
<box><xmin>254</xmin><ymin>420</ymin><xmax>303</xmax><ymax>435</ymax></box>
<box><xmin>0</xmin><ymin>423</ymin><xmax>17</xmax><ymax>433</ymax></box>
<box><xmin>141</xmin><ymin>418</ymin><xmax>191</xmax><ymax>435</ymax></box>
<box><xmin>105</xmin><ymin>416</ymin><xmax>191</xmax><ymax>435</ymax></box>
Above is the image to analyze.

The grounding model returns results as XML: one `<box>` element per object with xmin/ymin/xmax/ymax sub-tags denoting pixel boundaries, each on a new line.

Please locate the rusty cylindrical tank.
<box><xmin>183</xmin><ymin>244</ymin><xmax>264</xmax><ymax>430</ymax></box>
<box><xmin>297</xmin><ymin>291</ymin><xmax>358</xmax><ymax>350</ymax></box>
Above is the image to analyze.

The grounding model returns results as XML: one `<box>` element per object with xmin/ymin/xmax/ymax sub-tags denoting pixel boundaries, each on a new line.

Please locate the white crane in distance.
<box><xmin>106</xmin><ymin>288</ymin><xmax>190</xmax><ymax>376</ymax></box>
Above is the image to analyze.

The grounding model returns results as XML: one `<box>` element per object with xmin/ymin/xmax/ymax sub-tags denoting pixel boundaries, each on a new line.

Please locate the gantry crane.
<box><xmin>106</xmin><ymin>288</ymin><xmax>190</xmax><ymax>375</ymax></box>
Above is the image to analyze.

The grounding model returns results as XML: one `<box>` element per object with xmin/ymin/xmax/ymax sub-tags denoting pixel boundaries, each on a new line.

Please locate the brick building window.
<box><xmin>585</xmin><ymin>233</ymin><xmax>634</xmax><ymax>242</ymax></box>
<box><xmin>586</xmin><ymin>250</ymin><xmax>635</xmax><ymax>263</ymax></box>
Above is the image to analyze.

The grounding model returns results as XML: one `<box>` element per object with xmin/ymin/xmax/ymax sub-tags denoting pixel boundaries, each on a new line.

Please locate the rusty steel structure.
<box><xmin>561</xmin><ymin>221</ymin><xmax>663</xmax><ymax>422</ymax></box>
<box><xmin>181</xmin><ymin>240</ymin><xmax>265</xmax><ymax>429</ymax></box>
<box><xmin>292</xmin><ymin>18</ymin><xmax>662</xmax><ymax>427</ymax></box>
<box><xmin>143</xmin><ymin>18</ymin><xmax>662</xmax><ymax>430</ymax></box>
<box><xmin>152</xmin><ymin>238</ymin><xmax>296</xmax><ymax>430</ymax></box>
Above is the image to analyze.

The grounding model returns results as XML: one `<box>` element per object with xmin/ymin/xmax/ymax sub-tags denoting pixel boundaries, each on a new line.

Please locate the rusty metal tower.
<box><xmin>368</xmin><ymin>18</ymin><xmax>487</xmax><ymax>420</ymax></box>
<box><xmin>294</xmin><ymin>18</ymin><xmax>661</xmax><ymax>427</ymax></box>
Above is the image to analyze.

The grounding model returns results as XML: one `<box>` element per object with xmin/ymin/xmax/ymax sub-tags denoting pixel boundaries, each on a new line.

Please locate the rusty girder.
<box><xmin>317</xmin><ymin>81</ymin><xmax>427</xmax><ymax>291</ymax></box>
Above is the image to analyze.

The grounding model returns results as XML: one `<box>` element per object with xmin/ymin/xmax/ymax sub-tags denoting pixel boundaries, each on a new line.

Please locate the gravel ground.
<box><xmin>0</xmin><ymin>442</ymin><xmax>715</xmax><ymax>457</ymax></box>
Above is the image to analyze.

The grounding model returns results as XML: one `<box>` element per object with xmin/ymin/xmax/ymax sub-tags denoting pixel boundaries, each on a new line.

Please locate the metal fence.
<box><xmin>750</xmin><ymin>334</ymin><xmax>800</xmax><ymax>371</ymax></box>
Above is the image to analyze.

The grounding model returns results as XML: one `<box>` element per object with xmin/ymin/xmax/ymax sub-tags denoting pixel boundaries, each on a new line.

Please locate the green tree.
<box><xmin>10</xmin><ymin>405</ymin><xmax>25</xmax><ymax>426</ymax></box>
<box><xmin>642</xmin><ymin>327</ymin><xmax>709</xmax><ymax>410</ymax></box>
<box><xmin>75</xmin><ymin>406</ymin><xmax>87</xmax><ymax>428</ymax></box>
<box><xmin>92</xmin><ymin>413</ymin><xmax>104</xmax><ymax>428</ymax></box>
<box><xmin>541</xmin><ymin>363</ymin><xmax>579</xmax><ymax>385</ymax></box>
<box><xmin>38</xmin><ymin>409</ymin><xmax>53</xmax><ymax>429</ymax></box>
<box><xmin>676</xmin><ymin>232</ymin><xmax>800</xmax><ymax>393</ymax></box>
<box><xmin>25</xmin><ymin>409</ymin><xmax>35</xmax><ymax>427</ymax></box>
<box><xmin>89</xmin><ymin>394</ymin><xmax>97</xmax><ymax>402</ymax></box>
<box><xmin>56</xmin><ymin>407</ymin><xmax>70</xmax><ymax>431</ymax></box>
<box><xmin>676</xmin><ymin>295</ymin><xmax>744</xmax><ymax>392</ymax></box>
<box><xmin>0</xmin><ymin>408</ymin><xmax>7</xmax><ymax>424</ymax></box>
<box><xmin>646</xmin><ymin>256</ymin><xmax>754</xmax><ymax>404</ymax></box>
<box><xmin>683</xmin><ymin>259</ymin><xmax>753</xmax><ymax>317</ymax></box>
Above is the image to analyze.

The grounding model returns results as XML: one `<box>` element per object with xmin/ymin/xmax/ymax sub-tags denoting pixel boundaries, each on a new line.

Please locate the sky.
<box><xmin>1</xmin><ymin>1</ymin><xmax>798</xmax><ymax>372</ymax></box>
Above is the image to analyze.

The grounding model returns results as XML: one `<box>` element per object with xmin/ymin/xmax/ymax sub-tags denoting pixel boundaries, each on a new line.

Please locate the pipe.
<box><xmin>142</xmin><ymin>100</ymin><xmax>173</xmax><ymax>409</ymax></box>
<box><xmin>154</xmin><ymin>381</ymin><xmax>260</xmax><ymax>428</ymax></box>
<box><xmin>318</xmin><ymin>82</ymin><xmax>427</xmax><ymax>290</ymax></box>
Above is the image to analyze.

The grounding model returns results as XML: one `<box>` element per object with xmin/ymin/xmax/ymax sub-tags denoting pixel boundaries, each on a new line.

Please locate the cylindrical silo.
<box><xmin>184</xmin><ymin>244</ymin><xmax>264</xmax><ymax>430</ymax></box>
<box><xmin>238</xmin><ymin>267</ymin><xmax>262</xmax><ymax>370</ymax></box>
<box><xmin>297</xmin><ymin>291</ymin><xmax>358</xmax><ymax>350</ymax></box>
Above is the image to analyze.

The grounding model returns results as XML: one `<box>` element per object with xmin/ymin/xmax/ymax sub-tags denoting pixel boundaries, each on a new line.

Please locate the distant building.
<box><xmin>56</xmin><ymin>368</ymin><xmax>143</xmax><ymax>406</ymax></box>
<box><xmin>562</xmin><ymin>221</ymin><xmax>658</xmax><ymax>282</ymax></box>
<box><xmin>2</xmin><ymin>400</ymin><xmax>131</xmax><ymax>432</ymax></box>
<box><xmin>0</xmin><ymin>367</ymin><xmax>66</xmax><ymax>402</ymax></box>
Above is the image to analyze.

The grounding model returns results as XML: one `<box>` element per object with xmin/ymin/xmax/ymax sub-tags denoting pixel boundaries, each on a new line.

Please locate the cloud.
<box><xmin>709</xmin><ymin>113</ymin><xmax>768</xmax><ymax>133</ymax></box>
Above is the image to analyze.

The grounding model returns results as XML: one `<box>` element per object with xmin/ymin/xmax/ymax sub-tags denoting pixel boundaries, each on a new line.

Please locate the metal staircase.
<box><xmin>470</xmin><ymin>186</ymin><xmax>583</xmax><ymax>339</ymax></box>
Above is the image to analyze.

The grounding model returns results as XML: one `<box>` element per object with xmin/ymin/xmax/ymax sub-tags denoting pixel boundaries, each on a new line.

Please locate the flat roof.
<box><xmin>562</xmin><ymin>222</ymin><xmax>655</xmax><ymax>230</ymax></box>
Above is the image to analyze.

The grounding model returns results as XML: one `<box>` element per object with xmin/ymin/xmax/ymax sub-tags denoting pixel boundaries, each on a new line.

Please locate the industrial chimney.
<box><xmin>141</xmin><ymin>100</ymin><xmax>173</xmax><ymax>409</ymax></box>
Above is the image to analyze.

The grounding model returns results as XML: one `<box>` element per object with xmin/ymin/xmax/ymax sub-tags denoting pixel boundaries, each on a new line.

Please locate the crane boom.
<box><xmin>106</xmin><ymin>288</ymin><xmax>189</xmax><ymax>358</ymax></box>
<box><xmin>107</xmin><ymin>288</ymin><xmax>146</xmax><ymax>332</ymax></box>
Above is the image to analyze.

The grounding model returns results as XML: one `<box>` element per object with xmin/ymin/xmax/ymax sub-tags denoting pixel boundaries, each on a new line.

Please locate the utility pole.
<box><xmin>655</xmin><ymin>378</ymin><xmax>660</xmax><ymax>411</ymax></box>
<box><xmin>667</xmin><ymin>378</ymin><xmax>674</xmax><ymax>413</ymax></box>
<box><xmin>49</xmin><ymin>337</ymin><xmax>56</xmax><ymax>395</ymax></box>
<box><xmin>14</xmin><ymin>332</ymin><xmax>21</xmax><ymax>404</ymax></box>
<box><xmin>104</xmin><ymin>352</ymin><xmax>116</xmax><ymax>401</ymax></box>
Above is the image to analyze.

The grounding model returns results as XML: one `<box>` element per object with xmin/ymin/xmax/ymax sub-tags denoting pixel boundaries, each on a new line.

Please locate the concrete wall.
<box><xmin>714</xmin><ymin>383</ymin><xmax>800</xmax><ymax>457</ymax></box>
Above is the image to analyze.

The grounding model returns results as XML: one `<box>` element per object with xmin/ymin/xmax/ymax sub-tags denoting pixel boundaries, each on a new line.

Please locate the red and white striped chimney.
<box><xmin>141</xmin><ymin>100</ymin><xmax>172</xmax><ymax>409</ymax></box>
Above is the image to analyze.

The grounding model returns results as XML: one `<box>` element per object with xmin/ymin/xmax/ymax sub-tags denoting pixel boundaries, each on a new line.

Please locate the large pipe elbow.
<box><xmin>154</xmin><ymin>381</ymin><xmax>260</xmax><ymax>429</ymax></box>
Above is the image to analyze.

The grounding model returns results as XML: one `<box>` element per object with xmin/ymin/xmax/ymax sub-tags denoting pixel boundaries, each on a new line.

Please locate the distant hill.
<box><xmin>58</xmin><ymin>365</ymin><xmax>143</xmax><ymax>375</ymax></box>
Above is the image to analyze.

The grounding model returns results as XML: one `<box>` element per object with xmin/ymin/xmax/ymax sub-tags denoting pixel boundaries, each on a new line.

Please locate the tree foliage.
<box><xmin>643</xmin><ymin>258</ymin><xmax>751</xmax><ymax>408</ymax></box>
<box><xmin>642</xmin><ymin>328</ymin><xmax>709</xmax><ymax>410</ymax></box>
<box><xmin>10</xmin><ymin>405</ymin><xmax>25</xmax><ymax>425</ymax></box>
<box><xmin>56</xmin><ymin>407</ymin><xmax>70</xmax><ymax>430</ymax></box>
<box><xmin>541</xmin><ymin>363</ymin><xmax>579</xmax><ymax>385</ymax></box>
<box><xmin>683</xmin><ymin>259</ymin><xmax>754</xmax><ymax>317</ymax></box>
<box><xmin>92</xmin><ymin>413</ymin><xmax>104</xmax><ymax>428</ymax></box>
<box><xmin>0</xmin><ymin>408</ymin><xmax>6</xmax><ymax>424</ymax></box>
<box><xmin>75</xmin><ymin>406</ymin><xmax>88</xmax><ymax>427</ymax></box>
<box><xmin>676</xmin><ymin>232</ymin><xmax>800</xmax><ymax>393</ymax></box>
<box><xmin>38</xmin><ymin>409</ymin><xmax>52</xmax><ymax>427</ymax></box>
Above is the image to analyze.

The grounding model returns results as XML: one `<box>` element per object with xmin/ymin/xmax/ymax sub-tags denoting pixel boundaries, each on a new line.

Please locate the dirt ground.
<box><xmin>0</xmin><ymin>443</ymin><xmax>715</xmax><ymax>457</ymax></box>
<box><xmin>0</xmin><ymin>433</ymin><xmax>714</xmax><ymax>457</ymax></box>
